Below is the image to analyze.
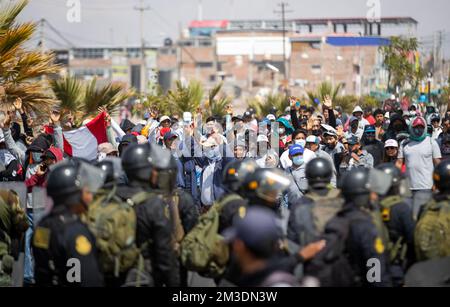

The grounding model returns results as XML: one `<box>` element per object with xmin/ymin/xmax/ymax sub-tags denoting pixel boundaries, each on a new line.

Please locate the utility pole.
<box><xmin>274</xmin><ymin>3</ymin><xmax>293</xmax><ymax>85</ymax></box>
<box><xmin>39</xmin><ymin>18</ymin><xmax>45</xmax><ymax>54</ymax></box>
<box><xmin>134</xmin><ymin>0</ymin><xmax>151</xmax><ymax>94</ymax></box>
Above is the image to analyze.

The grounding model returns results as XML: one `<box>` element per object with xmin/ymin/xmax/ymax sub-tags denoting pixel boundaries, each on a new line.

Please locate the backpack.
<box><xmin>304</xmin><ymin>189</ymin><xmax>344</xmax><ymax>234</ymax></box>
<box><xmin>180</xmin><ymin>194</ymin><xmax>241</xmax><ymax>278</ymax></box>
<box><xmin>379</xmin><ymin>196</ymin><xmax>409</xmax><ymax>264</ymax></box>
<box><xmin>86</xmin><ymin>187</ymin><xmax>141</xmax><ymax>277</ymax></box>
<box><xmin>415</xmin><ymin>196</ymin><xmax>450</xmax><ymax>261</ymax></box>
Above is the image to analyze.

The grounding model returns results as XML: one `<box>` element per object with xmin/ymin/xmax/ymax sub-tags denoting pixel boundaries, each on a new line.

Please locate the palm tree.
<box><xmin>82</xmin><ymin>77</ymin><xmax>135</xmax><ymax>117</ymax></box>
<box><xmin>204</xmin><ymin>83</ymin><xmax>232</xmax><ymax>118</ymax></box>
<box><xmin>307</xmin><ymin>81</ymin><xmax>343</xmax><ymax>107</ymax></box>
<box><xmin>50</xmin><ymin>76</ymin><xmax>134</xmax><ymax>125</ymax></box>
<box><xmin>50</xmin><ymin>75</ymin><xmax>84</xmax><ymax>113</ymax></box>
<box><xmin>247</xmin><ymin>93</ymin><xmax>288</xmax><ymax>118</ymax></box>
<box><xmin>0</xmin><ymin>0</ymin><xmax>59</xmax><ymax>115</ymax></box>
<box><xmin>167</xmin><ymin>80</ymin><xmax>203</xmax><ymax>115</ymax></box>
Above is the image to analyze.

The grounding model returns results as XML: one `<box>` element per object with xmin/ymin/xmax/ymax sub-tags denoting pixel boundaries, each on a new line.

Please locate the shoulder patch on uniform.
<box><xmin>238</xmin><ymin>206</ymin><xmax>246</xmax><ymax>219</ymax></box>
<box><xmin>164</xmin><ymin>206</ymin><xmax>170</xmax><ymax>219</ymax></box>
<box><xmin>374</xmin><ymin>237</ymin><xmax>385</xmax><ymax>254</ymax></box>
<box><xmin>33</xmin><ymin>227</ymin><xmax>50</xmax><ymax>250</ymax></box>
<box><xmin>75</xmin><ymin>235</ymin><xmax>92</xmax><ymax>256</ymax></box>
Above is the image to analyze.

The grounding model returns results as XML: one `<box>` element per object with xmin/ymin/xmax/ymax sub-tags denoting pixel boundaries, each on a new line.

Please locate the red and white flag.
<box><xmin>63</xmin><ymin>112</ymin><xmax>108</xmax><ymax>161</ymax></box>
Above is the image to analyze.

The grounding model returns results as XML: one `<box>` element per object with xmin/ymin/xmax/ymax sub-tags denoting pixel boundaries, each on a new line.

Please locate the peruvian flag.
<box><xmin>63</xmin><ymin>112</ymin><xmax>108</xmax><ymax>161</ymax></box>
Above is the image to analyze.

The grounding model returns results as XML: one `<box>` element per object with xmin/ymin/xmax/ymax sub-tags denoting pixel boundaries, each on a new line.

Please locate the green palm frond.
<box><xmin>247</xmin><ymin>93</ymin><xmax>287</xmax><ymax>118</ymax></box>
<box><xmin>0</xmin><ymin>0</ymin><xmax>58</xmax><ymax>114</ymax></box>
<box><xmin>83</xmin><ymin>78</ymin><xmax>135</xmax><ymax>116</ymax></box>
<box><xmin>204</xmin><ymin>83</ymin><xmax>232</xmax><ymax>118</ymax></box>
<box><xmin>50</xmin><ymin>75</ymin><xmax>84</xmax><ymax>113</ymax></box>
<box><xmin>307</xmin><ymin>81</ymin><xmax>343</xmax><ymax>109</ymax></box>
<box><xmin>0</xmin><ymin>0</ymin><xmax>28</xmax><ymax>32</ymax></box>
<box><xmin>167</xmin><ymin>80</ymin><xmax>203</xmax><ymax>115</ymax></box>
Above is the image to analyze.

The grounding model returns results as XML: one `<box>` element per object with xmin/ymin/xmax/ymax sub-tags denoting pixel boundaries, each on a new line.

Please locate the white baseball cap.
<box><xmin>384</xmin><ymin>139</ymin><xmax>399</xmax><ymax>148</ymax></box>
<box><xmin>306</xmin><ymin>135</ymin><xmax>320</xmax><ymax>144</ymax></box>
<box><xmin>159</xmin><ymin>115</ymin><xmax>171</xmax><ymax>123</ymax></box>
<box><xmin>266</xmin><ymin>114</ymin><xmax>276</xmax><ymax>121</ymax></box>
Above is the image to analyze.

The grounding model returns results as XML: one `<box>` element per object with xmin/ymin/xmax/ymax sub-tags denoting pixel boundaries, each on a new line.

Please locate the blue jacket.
<box><xmin>194</xmin><ymin>156</ymin><xmax>235</xmax><ymax>205</ymax></box>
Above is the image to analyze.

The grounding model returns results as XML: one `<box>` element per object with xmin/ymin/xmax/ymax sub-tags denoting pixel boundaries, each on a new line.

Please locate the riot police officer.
<box><xmin>32</xmin><ymin>162</ymin><xmax>104</xmax><ymax>287</ymax></box>
<box><xmin>145</xmin><ymin>144</ymin><xmax>199</xmax><ymax>287</ymax></box>
<box><xmin>234</xmin><ymin>168</ymin><xmax>325</xmax><ymax>280</ymax></box>
<box><xmin>324</xmin><ymin>168</ymin><xmax>392</xmax><ymax>286</ymax></box>
<box><xmin>218</xmin><ymin>159</ymin><xmax>258</xmax><ymax>232</ymax></box>
<box><xmin>288</xmin><ymin>157</ymin><xmax>343</xmax><ymax>247</ymax></box>
<box><xmin>116</xmin><ymin>143</ymin><xmax>179</xmax><ymax>287</ymax></box>
<box><xmin>376</xmin><ymin>163</ymin><xmax>416</xmax><ymax>286</ymax></box>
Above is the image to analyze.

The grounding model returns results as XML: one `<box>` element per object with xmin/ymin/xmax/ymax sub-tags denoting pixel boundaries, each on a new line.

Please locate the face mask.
<box><xmin>312</xmin><ymin>130</ymin><xmax>321</xmax><ymax>136</ymax></box>
<box><xmin>292</xmin><ymin>156</ymin><xmax>304</xmax><ymax>166</ymax></box>
<box><xmin>205</xmin><ymin>147</ymin><xmax>221</xmax><ymax>160</ymax></box>
<box><xmin>412</xmin><ymin>127</ymin><xmax>425</xmax><ymax>137</ymax></box>
<box><xmin>279</xmin><ymin>127</ymin><xmax>285</xmax><ymax>135</ymax></box>
<box><xmin>295</xmin><ymin>139</ymin><xmax>306</xmax><ymax>148</ymax></box>
<box><xmin>405</xmin><ymin>119</ymin><xmax>411</xmax><ymax>126</ymax></box>
<box><xmin>31</xmin><ymin>152</ymin><xmax>42</xmax><ymax>163</ymax></box>
<box><xmin>393</xmin><ymin>123</ymin><xmax>403</xmax><ymax>131</ymax></box>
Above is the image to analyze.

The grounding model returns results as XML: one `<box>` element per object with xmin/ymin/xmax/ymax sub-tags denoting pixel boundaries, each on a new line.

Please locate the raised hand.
<box><xmin>323</xmin><ymin>95</ymin><xmax>332</xmax><ymax>109</ymax></box>
<box><xmin>50</xmin><ymin>110</ymin><xmax>61</xmax><ymax>125</ymax></box>
<box><xmin>13</xmin><ymin>97</ymin><xmax>24</xmax><ymax>113</ymax></box>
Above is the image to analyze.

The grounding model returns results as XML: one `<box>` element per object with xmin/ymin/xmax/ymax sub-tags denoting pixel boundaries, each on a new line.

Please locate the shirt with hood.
<box><xmin>25</xmin><ymin>147</ymin><xmax>64</xmax><ymax>193</ymax></box>
<box><xmin>382</xmin><ymin>113</ymin><xmax>408</xmax><ymax>142</ymax></box>
<box><xmin>398</xmin><ymin>119</ymin><xmax>442</xmax><ymax>190</ymax></box>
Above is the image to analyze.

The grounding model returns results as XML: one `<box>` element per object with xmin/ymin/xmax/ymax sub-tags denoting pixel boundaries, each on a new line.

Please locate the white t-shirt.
<box><xmin>398</xmin><ymin>136</ymin><xmax>442</xmax><ymax>190</ymax></box>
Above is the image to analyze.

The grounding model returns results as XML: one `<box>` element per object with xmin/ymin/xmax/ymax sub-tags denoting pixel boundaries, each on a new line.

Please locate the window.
<box><xmin>196</xmin><ymin>62</ymin><xmax>213</xmax><ymax>68</ymax></box>
<box><xmin>73</xmin><ymin>48</ymin><xmax>104</xmax><ymax>59</ymax></box>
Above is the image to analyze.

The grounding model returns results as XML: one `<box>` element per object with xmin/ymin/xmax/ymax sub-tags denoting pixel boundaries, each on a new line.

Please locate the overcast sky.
<box><xmin>18</xmin><ymin>0</ymin><xmax>450</xmax><ymax>54</ymax></box>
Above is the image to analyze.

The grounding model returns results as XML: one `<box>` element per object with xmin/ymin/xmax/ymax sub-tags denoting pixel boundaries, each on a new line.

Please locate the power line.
<box><xmin>274</xmin><ymin>2</ymin><xmax>293</xmax><ymax>81</ymax></box>
<box><xmin>42</xmin><ymin>19</ymin><xmax>75</xmax><ymax>48</ymax></box>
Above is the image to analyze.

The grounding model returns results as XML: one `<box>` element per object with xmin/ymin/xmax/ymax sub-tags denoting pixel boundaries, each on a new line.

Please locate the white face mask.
<box><xmin>295</xmin><ymin>139</ymin><xmax>306</xmax><ymax>148</ymax></box>
<box><xmin>279</xmin><ymin>127</ymin><xmax>285</xmax><ymax>135</ymax></box>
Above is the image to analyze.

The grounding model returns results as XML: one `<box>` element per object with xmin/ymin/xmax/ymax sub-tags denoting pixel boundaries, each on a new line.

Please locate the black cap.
<box><xmin>347</xmin><ymin>135</ymin><xmax>360</xmax><ymax>145</ymax></box>
<box><xmin>223</xmin><ymin>207</ymin><xmax>280</xmax><ymax>258</ymax></box>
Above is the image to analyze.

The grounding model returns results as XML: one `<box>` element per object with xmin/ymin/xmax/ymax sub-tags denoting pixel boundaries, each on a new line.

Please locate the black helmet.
<box><xmin>305</xmin><ymin>157</ymin><xmax>332</xmax><ymax>188</ymax></box>
<box><xmin>242</xmin><ymin>168</ymin><xmax>290</xmax><ymax>206</ymax></box>
<box><xmin>223</xmin><ymin>159</ymin><xmax>258</xmax><ymax>193</ymax></box>
<box><xmin>47</xmin><ymin>162</ymin><xmax>83</xmax><ymax>206</ymax></box>
<box><xmin>433</xmin><ymin>160</ymin><xmax>450</xmax><ymax>192</ymax></box>
<box><xmin>340</xmin><ymin>168</ymin><xmax>370</xmax><ymax>196</ymax></box>
<box><xmin>376</xmin><ymin>163</ymin><xmax>401</xmax><ymax>188</ymax></box>
<box><xmin>96</xmin><ymin>160</ymin><xmax>115</xmax><ymax>185</ymax></box>
<box><xmin>121</xmin><ymin>143</ymin><xmax>153</xmax><ymax>183</ymax></box>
